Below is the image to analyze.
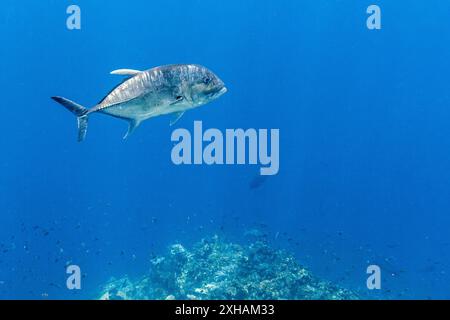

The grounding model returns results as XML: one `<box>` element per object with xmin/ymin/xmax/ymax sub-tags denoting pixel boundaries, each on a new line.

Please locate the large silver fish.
<box><xmin>52</xmin><ymin>64</ymin><xmax>227</xmax><ymax>141</ymax></box>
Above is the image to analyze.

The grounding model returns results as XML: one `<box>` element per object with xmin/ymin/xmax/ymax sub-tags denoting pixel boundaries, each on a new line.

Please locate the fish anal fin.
<box><xmin>170</xmin><ymin>111</ymin><xmax>185</xmax><ymax>126</ymax></box>
<box><xmin>123</xmin><ymin>119</ymin><xmax>141</xmax><ymax>139</ymax></box>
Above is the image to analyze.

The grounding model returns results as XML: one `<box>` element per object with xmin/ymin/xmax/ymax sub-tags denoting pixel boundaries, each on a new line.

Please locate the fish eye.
<box><xmin>203</xmin><ymin>77</ymin><xmax>212</xmax><ymax>85</ymax></box>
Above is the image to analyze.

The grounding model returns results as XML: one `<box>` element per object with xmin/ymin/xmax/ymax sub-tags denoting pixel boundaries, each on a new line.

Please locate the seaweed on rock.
<box><xmin>99</xmin><ymin>235</ymin><xmax>358</xmax><ymax>300</ymax></box>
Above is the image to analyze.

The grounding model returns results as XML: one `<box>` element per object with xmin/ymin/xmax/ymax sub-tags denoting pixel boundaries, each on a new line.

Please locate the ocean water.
<box><xmin>1</xmin><ymin>0</ymin><xmax>450</xmax><ymax>299</ymax></box>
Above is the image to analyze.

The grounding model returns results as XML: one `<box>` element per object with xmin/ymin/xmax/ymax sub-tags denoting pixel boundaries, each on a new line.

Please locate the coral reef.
<box><xmin>99</xmin><ymin>235</ymin><xmax>358</xmax><ymax>300</ymax></box>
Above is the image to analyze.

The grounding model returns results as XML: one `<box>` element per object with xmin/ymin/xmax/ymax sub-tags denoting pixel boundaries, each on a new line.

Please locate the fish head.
<box><xmin>186</xmin><ymin>66</ymin><xmax>227</xmax><ymax>107</ymax></box>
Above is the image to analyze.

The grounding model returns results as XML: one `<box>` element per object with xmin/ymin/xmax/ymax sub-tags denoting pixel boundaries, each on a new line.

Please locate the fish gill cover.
<box><xmin>99</xmin><ymin>235</ymin><xmax>358</xmax><ymax>300</ymax></box>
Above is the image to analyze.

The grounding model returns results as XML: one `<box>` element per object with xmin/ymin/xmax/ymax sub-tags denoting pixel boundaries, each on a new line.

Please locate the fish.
<box><xmin>249</xmin><ymin>174</ymin><xmax>268</xmax><ymax>189</ymax></box>
<box><xmin>51</xmin><ymin>64</ymin><xmax>227</xmax><ymax>141</ymax></box>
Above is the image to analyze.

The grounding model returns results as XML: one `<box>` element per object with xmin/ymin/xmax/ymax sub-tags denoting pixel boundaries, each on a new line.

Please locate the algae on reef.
<box><xmin>99</xmin><ymin>235</ymin><xmax>358</xmax><ymax>300</ymax></box>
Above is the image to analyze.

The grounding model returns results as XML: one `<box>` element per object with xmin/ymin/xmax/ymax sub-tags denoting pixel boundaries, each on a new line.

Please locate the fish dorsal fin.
<box><xmin>170</xmin><ymin>111</ymin><xmax>185</xmax><ymax>126</ymax></box>
<box><xmin>123</xmin><ymin>119</ymin><xmax>141</xmax><ymax>139</ymax></box>
<box><xmin>110</xmin><ymin>69</ymin><xmax>142</xmax><ymax>76</ymax></box>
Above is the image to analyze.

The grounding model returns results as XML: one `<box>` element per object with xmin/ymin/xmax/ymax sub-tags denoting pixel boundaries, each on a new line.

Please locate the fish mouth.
<box><xmin>215</xmin><ymin>86</ymin><xmax>227</xmax><ymax>97</ymax></box>
<box><xmin>204</xmin><ymin>84</ymin><xmax>227</xmax><ymax>100</ymax></box>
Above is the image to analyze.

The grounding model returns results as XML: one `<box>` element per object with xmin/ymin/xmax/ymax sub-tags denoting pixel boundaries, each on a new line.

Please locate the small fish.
<box><xmin>249</xmin><ymin>174</ymin><xmax>268</xmax><ymax>189</ymax></box>
<box><xmin>52</xmin><ymin>64</ymin><xmax>227</xmax><ymax>141</ymax></box>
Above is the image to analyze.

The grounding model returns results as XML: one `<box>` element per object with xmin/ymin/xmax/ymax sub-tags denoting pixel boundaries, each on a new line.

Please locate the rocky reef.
<box><xmin>99</xmin><ymin>235</ymin><xmax>358</xmax><ymax>300</ymax></box>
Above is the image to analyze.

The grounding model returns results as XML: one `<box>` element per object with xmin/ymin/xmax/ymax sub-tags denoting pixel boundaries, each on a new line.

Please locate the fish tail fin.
<box><xmin>51</xmin><ymin>96</ymin><xmax>89</xmax><ymax>142</ymax></box>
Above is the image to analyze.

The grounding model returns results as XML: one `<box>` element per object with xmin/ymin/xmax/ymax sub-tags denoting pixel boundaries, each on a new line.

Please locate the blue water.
<box><xmin>1</xmin><ymin>0</ymin><xmax>450</xmax><ymax>299</ymax></box>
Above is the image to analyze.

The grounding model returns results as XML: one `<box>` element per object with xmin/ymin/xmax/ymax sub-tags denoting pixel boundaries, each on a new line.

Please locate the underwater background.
<box><xmin>1</xmin><ymin>0</ymin><xmax>450</xmax><ymax>299</ymax></box>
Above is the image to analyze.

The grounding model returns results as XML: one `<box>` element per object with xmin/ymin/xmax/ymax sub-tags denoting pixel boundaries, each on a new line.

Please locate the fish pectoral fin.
<box><xmin>170</xmin><ymin>111</ymin><xmax>185</xmax><ymax>126</ymax></box>
<box><xmin>123</xmin><ymin>119</ymin><xmax>141</xmax><ymax>139</ymax></box>
<box><xmin>110</xmin><ymin>69</ymin><xmax>142</xmax><ymax>76</ymax></box>
<box><xmin>170</xmin><ymin>96</ymin><xmax>184</xmax><ymax>106</ymax></box>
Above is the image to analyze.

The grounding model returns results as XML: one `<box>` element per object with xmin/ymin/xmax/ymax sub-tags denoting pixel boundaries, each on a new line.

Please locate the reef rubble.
<box><xmin>99</xmin><ymin>235</ymin><xmax>358</xmax><ymax>300</ymax></box>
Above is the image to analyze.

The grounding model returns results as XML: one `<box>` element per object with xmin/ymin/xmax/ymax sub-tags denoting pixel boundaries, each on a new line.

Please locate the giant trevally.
<box><xmin>51</xmin><ymin>64</ymin><xmax>227</xmax><ymax>141</ymax></box>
